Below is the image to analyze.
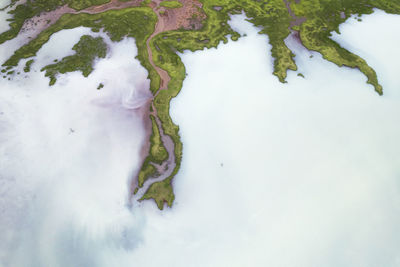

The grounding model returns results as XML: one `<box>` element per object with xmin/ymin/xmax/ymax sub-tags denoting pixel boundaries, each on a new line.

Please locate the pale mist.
<box><xmin>0</xmin><ymin>10</ymin><xmax>399</xmax><ymax>267</ymax></box>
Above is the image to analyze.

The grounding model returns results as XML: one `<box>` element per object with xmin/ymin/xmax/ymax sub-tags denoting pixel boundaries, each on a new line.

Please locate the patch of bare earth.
<box><xmin>147</xmin><ymin>0</ymin><xmax>205</xmax><ymax>92</ymax></box>
<box><xmin>155</xmin><ymin>0</ymin><xmax>205</xmax><ymax>31</ymax></box>
<box><xmin>19</xmin><ymin>5</ymin><xmax>74</xmax><ymax>43</ymax></box>
<box><xmin>18</xmin><ymin>0</ymin><xmax>143</xmax><ymax>44</ymax></box>
<box><xmin>81</xmin><ymin>0</ymin><xmax>142</xmax><ymax>14</ymax></box>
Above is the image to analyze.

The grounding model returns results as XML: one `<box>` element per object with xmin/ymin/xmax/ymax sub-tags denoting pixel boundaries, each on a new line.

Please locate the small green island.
<box><xmin>41</xmin><ymin>35</ymin><xmax>107</xmax><ymax>85</ymax></box>
<box><xmin>1</xmin><ymin>0</ymin><xmax>399</xmax><ymax>209</ymax></box>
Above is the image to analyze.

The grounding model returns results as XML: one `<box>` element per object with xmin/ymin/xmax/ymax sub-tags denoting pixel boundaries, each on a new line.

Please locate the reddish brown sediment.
<box><xmin>80</xmin><ymin>0</ymin><xmax>142</xmax><ymax>14</ymax></box>
<box><xmin>17</xmin><ymin>0</ymin><xmax>142</xmax><ymax>44</ymax></box>
<box><xmin>138</xmin><ymin>100</ymin><xmax>153</xmax><ymax>160</ymax></box>
<box><xmin>146</xmin><ymin>3</ymin><xmax>171</xmax><ymax>91</ymax></box>
<box><xmin>154</xmin><ymin>0</ymin><xmax>205</xmax><ymax>32</ymax></box>
<box><xmin>146</xmin><ymin>0</ymin><xmax>204</xmax><ymax>92</ymax></box>
<box><xmin>19</xmin><ymin>5</ymin><xmax>75</xmax><ymax>43</ymax></box>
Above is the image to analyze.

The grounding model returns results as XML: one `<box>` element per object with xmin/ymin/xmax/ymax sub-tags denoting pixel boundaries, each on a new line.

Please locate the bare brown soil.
<box><xmin>146</xmin><ymin>8</ymin><xmax>171</xmax><ymax>91</ymax></box>
<box><xmin>19</xmin><ymin>5</ymin><xmax>75</xmax><ymax>42</ymax></box>
<box><xmin>18</xmin><ymin>0</ymin><xmax>142</xmax><ymax>43</ymax></box>
<box><xmin>146</xmin><ymin>0</ymin><xmax>205</xmax><ymax>92</ymax></box>
<box><xmin>81</xmin><ymin>0</ymin><xmax>142</xmax><ymax>14</ymax></box>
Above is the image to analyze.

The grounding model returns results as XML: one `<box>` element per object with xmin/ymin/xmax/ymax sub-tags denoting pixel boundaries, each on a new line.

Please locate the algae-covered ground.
<box><xmin>159</xmin><ymin>1</ymin><xmax>183</xmax><ymax>9</ymax></box>
<box><xmin>41</xmin><ymin>35</ymin><xmax>107</xmax><ymax>85</ymax></box>
<box><xmin>0</xmin><ymin>0</ymin><xmax>399</xmax><ymax>209</ymax></box>
<box><xmin>0</xmin><ymin>0</ymin><xmax>111</xmax><ymax>45</ymax></box>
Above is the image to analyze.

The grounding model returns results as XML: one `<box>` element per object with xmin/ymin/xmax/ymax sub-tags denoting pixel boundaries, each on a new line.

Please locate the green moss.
<box><xmin>133</xmin><ymin>187</ymin><xmax>139</xmax><ymax>195</ymax></box>
<box><xmin>97</xmin><ymin>83</ymin><xmax>104</xmax><ymax>90</ymax></box>
<box><xmin>159</xmin><ymin>1</ymin><xmax>183</xmax><ymax>9</ymax></box>
<box><xmin>149</xmin><ymin>115</ymin><xmax>169</xmax><ymax>163</ymax></box>
<box><xmin>2</xmin><ymin>7</ymin><xmax>160</xmax><ymax>93</ymax></box>
<box><xmin>137</xmin><ymin>115</ymin><xmax>169</xmax><ymax>188</ymax></box>
<box><xmin>41</xmin><ymin>35</ymin><xmax>107</xmax><ymax>85</ymax></box>
<box><xmin>0</xmin><ymin>0</ymin><xmax>111</xmax><ymax>45</ymax></box>
<box><xmin>140</xmin><ymin>0</ymin><xmax>296</xmax><ymax>208</ymax></box>
<box><xmin>139</xmin><ymin>0</ymin><xmax>400</xmax><ymax>209</ymax></box>
<box><xmin>68</xmin><ymin>0</ymin><xmax>111</xmax><ymax>10</ymax></box>
<box><xmin>141</xmin><ymin>0</ymin><xmax>152</xmax><ymax>7</ymax></box>
<box><xmin>288</xmin><ymin>0</ymin><xmax>400</xmax><ymax>94</ymax></box>
<box><xmin>137</xmin><ymin>158</ymin><xmax>158</xmax><ymax>187</ymax></box>
<box><xmin>1</xmin><ymin>0</ymin><xmax>400</xmax><ymax>210</ymax></box>
<box><xmin>140</xmin><ymin>178</ymin><xmax>174</xmax><ymax>210</ymax></box>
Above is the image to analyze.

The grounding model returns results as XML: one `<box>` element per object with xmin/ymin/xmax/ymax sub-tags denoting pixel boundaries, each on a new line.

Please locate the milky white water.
<box><xmin>0</xmin><ymin>29</ymin><xmax>150</xmax><ymax>266</ymax></box>
<box><xmin>0</xmin><ymin>2</ymin><xmax>12</xmax><ymax>37</ymax></box>
<box><xmin>0</xmin><ymin>10</ymin><xmax>399</xmax><ymax>267</ymax></box>
<box><xmin>167</xmin><ymin>11</ymin><xmax>400</xmax><ymax>267</ymax></box>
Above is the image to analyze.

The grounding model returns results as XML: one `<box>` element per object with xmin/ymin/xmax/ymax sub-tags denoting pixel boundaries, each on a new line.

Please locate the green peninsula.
<box><xmin>0</xmin><ymin>0</ymin><xmax>399</xmax><ymax>209</ymax></box>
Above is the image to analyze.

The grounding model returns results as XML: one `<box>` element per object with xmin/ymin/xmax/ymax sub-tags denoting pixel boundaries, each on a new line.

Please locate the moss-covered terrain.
<box><xmin>41</xmin><ymin>35</ymin><xmax>107</xmax><ymax>85</ymax></box>
<box><xmin>160</xmin><ymin>1</ymin><xmax>183</xmax><ymax>9</ymax></box>
<box><xmin>288</xmin><ymin>0</ymin><xmax>400</xmax><ymax>95</ymax></box>
<box><xmin>0</xmin><ymin>0</ymin><xmax>111</xmax><ymax>45</ymax></box>
<box><xmin>137</xmin><ymin>115</ymin><xmax>169</xmax><ymax>188</ymax></box>
<box><xmin>1</xmin><ymin>7</ymin><xmax>159</xmax><ymax>91</ymax></box>
<box><xmin>0</xmin><ymin>0</ymin><xmax>399</xmax><ymax>209</ymax></box>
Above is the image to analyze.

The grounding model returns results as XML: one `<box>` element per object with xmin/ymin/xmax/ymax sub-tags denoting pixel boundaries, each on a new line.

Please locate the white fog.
<box><xmin>0</xmin><ymin>10</ymin><xmax>399</xmax><ymax>267</ymax></box>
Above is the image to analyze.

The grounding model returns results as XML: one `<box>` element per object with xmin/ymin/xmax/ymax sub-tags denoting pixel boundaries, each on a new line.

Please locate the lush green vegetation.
<box><xmin>137</xmin><ymin>159</ymin><xmax>158</xmax><ymax>188</ymax></box>
<box><xmin>159</xmin><ymin>1</ymin><xmax>183</xmax><ymax>9</ymax></box>
<box><xmin>149</xmin><ymin>115</ymin><xmax>169</xmax><ymax>163</ymax></box>
<box><xmin>2</xmin><ymin>7</ymin><xmax>160</xmax><ymax>93</ymax></box>
<box><xmin>0</xmin><ymin>0</ymin><xmax>111</xmax><ymax>45</ymax></box>
<box><xmin>68</xmin><ymin>0</ymin><xmax>111</xmax><ymax>10</ymax></box>
<box><xmin>23</xmin><ymin>59</ymin><xmax>34</xmax><ymax>72</ymax></box>
<box><xmin>139</xmin><ymin>0</ymin><xmax>400</xmax><ymax>208</ymax></box>
<box><xmin>140</xmin><ymin>177</ymin><xmax>174</xmax><ymax>210</ymax></box>
<box><xmin>137</xmin><ymin>115</ymin><xmax>168</xmax><ymax>188</ymax></box>
<box><xmin>41</xmin><ymin>35</ymin><xmax>107</xmax><ymax>85</ymax></box>
<box><xmin>140</xmin><ymin>0</ymin><xmax>295</xmax><ymax>208</ymax></box>
<box><xmin>1</xmin><ymin>0</ymin><xmax>400</xmax><ymax>209</ymax></box>
<box><xmin>289</xmin><ymin>0</ymin><xmax>400</xmax><ymax>94</ymax></box>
